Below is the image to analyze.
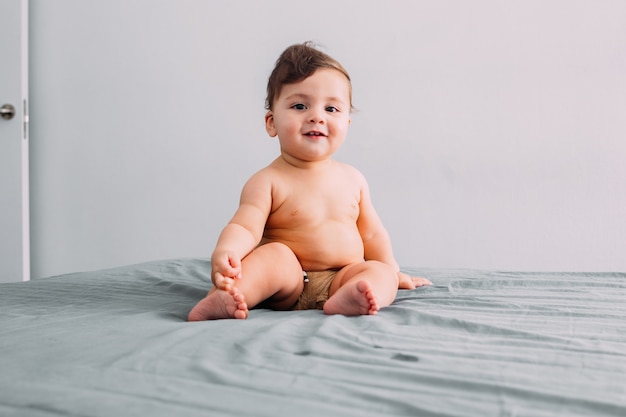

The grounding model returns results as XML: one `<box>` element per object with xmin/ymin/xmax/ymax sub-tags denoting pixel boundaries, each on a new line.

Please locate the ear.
<box><xmin>265</xmin><ymin>111</ymin><xmax>277</xmax><ymax>137</ymax></box>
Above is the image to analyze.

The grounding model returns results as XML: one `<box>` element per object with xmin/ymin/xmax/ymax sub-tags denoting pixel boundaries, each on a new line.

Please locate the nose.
<box><xmin>308</xmin><ymin>108</ymin><xmax>325</xmax><ymax>124</ymax></box>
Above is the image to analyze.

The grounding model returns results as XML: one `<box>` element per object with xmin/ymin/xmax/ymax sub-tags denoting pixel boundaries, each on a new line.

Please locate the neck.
<box><xmin>277</xmin><ymin>153</ymin><xmax>333</xmax><ymax>170</ymax></box>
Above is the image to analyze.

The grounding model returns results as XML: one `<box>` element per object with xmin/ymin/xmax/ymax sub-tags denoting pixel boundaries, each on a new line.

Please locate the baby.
<box><xmin>188</xmin><ymin>42</ymin><xmax>431</xmax><ymax>321</ymax></box>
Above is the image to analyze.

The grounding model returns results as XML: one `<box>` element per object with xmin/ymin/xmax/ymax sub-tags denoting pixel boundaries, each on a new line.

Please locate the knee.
<box><xmin>339</xmin><ymin>261</ymin><xmax>398</xmax><ymax>285</ymax></box>
<box><xmin>259</xmin><ymin>242</ymin><xmax>297</xmax><ymax>260</ymax></box>
<box><xmin>253</xmin><ymin>242</ymin><xmax>303</xmax><ymax>307</ymax></box>
<box><xmin>255</xmin><ymin>242</ymin><xmax>301</xmax><ymax>272</ymax></box>
<box><xmin>364</xmin><ymin>260</ymin><xmax>393</xmax><ymax>271</ymax></box>
<box><xmin>364</xmin><ymin>261</ymin><xmax>399</xmax><ymax>283</ymax></box>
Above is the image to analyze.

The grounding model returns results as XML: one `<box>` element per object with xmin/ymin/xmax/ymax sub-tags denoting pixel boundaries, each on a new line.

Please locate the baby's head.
<box><xmin>265</xmin><ymin>42</ymin><xmax>352</xmax><ymax>111</ymax></box>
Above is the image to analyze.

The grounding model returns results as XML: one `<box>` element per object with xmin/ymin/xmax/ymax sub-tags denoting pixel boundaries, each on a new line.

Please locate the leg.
<box><xmin>323</xmin><ymin>261</ymin><xmax>399</xmax><ymax>316</ymax></box>
<box><xmin>187</xmin><ymin>242</ymin><xmax>304</xmax><ymax>321</ymax></box>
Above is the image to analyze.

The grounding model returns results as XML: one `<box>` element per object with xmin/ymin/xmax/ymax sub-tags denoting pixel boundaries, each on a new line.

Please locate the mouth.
<box><xmin>304</xmin><ymin>131</ymin><xmax>327</xmax><ymax>138</ymax></box>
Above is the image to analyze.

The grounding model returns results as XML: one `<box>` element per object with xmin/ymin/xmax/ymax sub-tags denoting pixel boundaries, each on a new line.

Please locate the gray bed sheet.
<box><xmin>0</xmin><ymin>258</ymin><xmax>624</xmax><ymax>417</ymax></box>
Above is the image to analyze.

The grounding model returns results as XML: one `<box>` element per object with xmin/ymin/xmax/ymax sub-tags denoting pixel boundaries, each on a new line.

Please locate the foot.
<box><xmin>187</xmin><ymin>287</ymin><xmax>249</xmax><ymax>321</ymax></box>
<box><xmin>323</xmin><ymin>280</ymin><xmax>380</xmax><ymax>316</ymax></box>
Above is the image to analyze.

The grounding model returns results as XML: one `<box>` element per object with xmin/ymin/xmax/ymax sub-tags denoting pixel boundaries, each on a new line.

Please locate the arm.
<box><xmin>211</xmin><ymin>172</ymin><xmax>272</xmax><ymax>290</ymax></box>
<box><xmin>356</xmin><ymin>177</ymin><xmax>400</xmax><ymax>271</ymax></box>
<box><xmin>356</xmin><ymin>175</ymin><xmax>431</xmax><ymax>289</ymax></box>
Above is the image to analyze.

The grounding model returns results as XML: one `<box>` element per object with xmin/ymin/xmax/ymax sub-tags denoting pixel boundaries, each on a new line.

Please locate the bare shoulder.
<box><xmin>245</xmin><ymin>164</ymin><xmax>274</xmax><ymax>184</ymax></box>
<box><xmin>333</xmin><ymin>161</ymin><xmax>368</xmax><ymax>185</ymax></box>
<box><xmin>333</xmin><ymin>161</ymin><xmax>369</xmax><ymax>196</ymax></box>
<box><xmin>239</xmin><ymin>164</ymin><xmax>278</xmax><ymax>205</ymax></box>
<box><xmin>240</xmin><ymin>159</ymin><xmax>294</xmax><ymax>208</ymax></box>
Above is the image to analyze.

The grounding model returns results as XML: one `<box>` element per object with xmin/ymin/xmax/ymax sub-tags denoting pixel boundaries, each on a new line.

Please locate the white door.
<box><xmin>0</xmin><ymin>0</ymin><xmax>29</xmax><ymax>282</ymax></box>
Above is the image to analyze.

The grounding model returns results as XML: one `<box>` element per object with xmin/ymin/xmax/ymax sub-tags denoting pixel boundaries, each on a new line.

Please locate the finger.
<box><xmin>412</xmin><ymin>277</ymin><xmax>432</xmax><ymax>287</ymax></box>
<box><xmin>228</xmin><ymin>256</ymin><xmax>243</xmax><ymax>279</ymax></box>
<box><xmin>214</xmin><ymin>272</ymin><xmax>234</xmax><ymax>291</ymax></box>
<box><xmin>398</xmin><ymin>280</ymin><xmax>416</xmax><ymax>290</ymax></box>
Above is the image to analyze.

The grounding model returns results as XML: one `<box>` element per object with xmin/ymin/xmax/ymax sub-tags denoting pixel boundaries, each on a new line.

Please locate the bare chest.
<box><xmin>268</xmin><ymin>178</ymin><xmax>360</xmax><ymax>228</ymax></box>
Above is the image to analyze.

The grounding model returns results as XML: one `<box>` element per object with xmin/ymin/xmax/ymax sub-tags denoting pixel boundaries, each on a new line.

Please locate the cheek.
<box><xmin>277</xmin><ymin>119</ymin><xmax>300</xmax><ymax>135</ymax></box>
<box><xmin>333</xmin><ymin>119</ymin><xmax>351</xmax><ymax>135</ymax></box>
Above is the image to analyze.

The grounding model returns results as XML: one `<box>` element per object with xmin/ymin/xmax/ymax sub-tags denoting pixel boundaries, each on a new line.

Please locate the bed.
<box><xmin>1</xmin><ymin>258</ymin><xmax>624</xmax><ymax>417</ymax></box>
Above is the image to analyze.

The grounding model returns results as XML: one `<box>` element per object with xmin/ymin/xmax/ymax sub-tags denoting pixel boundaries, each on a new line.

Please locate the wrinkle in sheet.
<box><xmin>1</xmin><ymin>260</ymin><xmax>625</xmax><ymax>417</ymax></box>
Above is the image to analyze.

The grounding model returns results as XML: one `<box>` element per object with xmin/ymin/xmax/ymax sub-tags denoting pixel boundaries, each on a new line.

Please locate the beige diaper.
<box><xmin>293</xmin><ymin>269</ymin><xmax>339</xmax><ymax>310</ymax></box>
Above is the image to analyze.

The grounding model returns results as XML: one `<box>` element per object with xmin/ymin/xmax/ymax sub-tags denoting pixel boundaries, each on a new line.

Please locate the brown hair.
<box><xmin>265</xmin><ymin>42</ymin><xmax>352</xmax><ymax>111</ymax></box>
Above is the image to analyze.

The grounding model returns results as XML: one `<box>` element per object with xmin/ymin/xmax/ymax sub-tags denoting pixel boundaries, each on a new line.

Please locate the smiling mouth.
<box><xmin>304</xmin><ymin>131</ymin><xmax>327</xmax><ymax>137</ymax></box>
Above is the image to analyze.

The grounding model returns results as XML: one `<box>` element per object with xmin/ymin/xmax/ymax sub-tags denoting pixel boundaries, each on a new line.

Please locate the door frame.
<box><xmin>21</xmin><ymin>0</ymin><xmax>30</xmax><ymax>281</ymax></box>
<box><xmin>0</xmin><ymin>0</ymin><xmax>30</xmax><ymax>282</ymax></box>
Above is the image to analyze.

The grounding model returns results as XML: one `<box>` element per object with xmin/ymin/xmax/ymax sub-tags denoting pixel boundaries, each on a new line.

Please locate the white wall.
<box><xmin>30</xmin><ymin>0</ymin><xmax>626</xmax><ymax>278</ymax></box>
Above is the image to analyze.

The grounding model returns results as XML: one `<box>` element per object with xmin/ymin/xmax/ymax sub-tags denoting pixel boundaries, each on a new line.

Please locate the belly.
<box><xmin>262</xmin><ymin>223</ymin><xmax>364</xmax><ymax>271</ymax></box>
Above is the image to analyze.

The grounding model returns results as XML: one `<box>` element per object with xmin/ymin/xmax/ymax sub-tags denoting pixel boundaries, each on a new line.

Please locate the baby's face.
<box><xmin>265</xmin><ymin>69</ymin><xmax>352</xmax><ymax>165</ymax></box>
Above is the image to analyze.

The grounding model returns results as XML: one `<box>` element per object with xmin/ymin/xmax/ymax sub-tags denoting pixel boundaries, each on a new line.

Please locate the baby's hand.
<box><xmin>398</xmin><ymin>271</ymin><xmax>432</xmax><ymax>290</ymax></box>
<box><xmin>211</xmin><ymin>251</ymin><xmax>242</xmax><ymax>291</ymax></box>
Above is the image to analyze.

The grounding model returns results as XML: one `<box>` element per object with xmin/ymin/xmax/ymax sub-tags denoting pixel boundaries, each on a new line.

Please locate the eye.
<box><xmin>325</xmin><ymin>106</ymin><xmax>339</xmax><ymax>113</ymax></box>
<box><xmin>291</xmin><ymin>103</ymin><xmax>307</xmax><ymax>110</ymax></box>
